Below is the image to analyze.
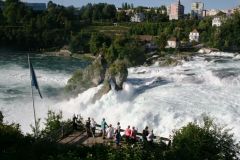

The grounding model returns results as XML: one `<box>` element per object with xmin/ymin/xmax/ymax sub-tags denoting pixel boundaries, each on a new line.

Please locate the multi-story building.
<box><xmin>24</xmin><ymin>3</ymin><xmax>46</xmax><ymax>11</ymax></box>
<box><xmin>202</xmin><ymin>10</ymin><xmax>207</xmax><ymax>17</ymax></box>
<box><xmin>131</xmin><ymin>13</ymin><xmax>145</xmax><ymax>22</ymax></box>
<box><xmin>191</xmin><ymin>2</ymin><xmax>204</xmax><ymax>19</ymax></box>
<box><xmin>189</xmin><ymin>29</ymin><xmax>200</xmax><ymax>42</ymax></box>
<box><xmin>168</xmin><ymin>0</ymin><xmax>184</xmax><ymax>20</ymax></box>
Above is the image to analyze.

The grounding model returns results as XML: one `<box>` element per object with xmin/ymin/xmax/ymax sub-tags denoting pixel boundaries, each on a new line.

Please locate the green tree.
<box><xmin>0</xmin><ymin>111</ymin><xmax>3</xmax><ymax>124</ymax></box>
<box><xmin>3</xmin><ymin>0</ymin><xmax>27</xmax><ymax>25</ymax></box>
<box><xmin>42</xmin><ymin>110</ymin><xmax>63</xmax><ymax>136</ymax></box>
<box><xmin>155</xmin><ymin>33</ymin><xmax>167</xmax><ymax>51</ymax></box>
<box><xmin>69</xmin><ymin>31</ymin><xmax>91</xmax><ymax>53</ymax></box>
<box><xmin>89</xmin><ymin>33</ymin><xmax>111</xmax><ymax>55</ymax></box>
<box><xmin>116</xmin><ymin>11</ymin><xmax>128</xmax><ymax>22</ymax></box>
<box><xmin>167</xmin><ymin>116</ymin><xmax>240</xmax><ymax>160</ymax></box>
<box><xmin>102</xmin><ymin>4</ymin><xmax>116</xmax><ymax>20</ymax></box>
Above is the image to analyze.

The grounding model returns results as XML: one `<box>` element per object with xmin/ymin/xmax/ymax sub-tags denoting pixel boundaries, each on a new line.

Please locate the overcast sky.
<box><xmin>22</xmin><ymin>0</ymin><xmax>240</xmax><ymax>13</ymax></box>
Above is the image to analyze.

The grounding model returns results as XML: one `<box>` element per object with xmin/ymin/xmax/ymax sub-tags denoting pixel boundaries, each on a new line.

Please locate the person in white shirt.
<box><xmin>91</xmin><ymin>118</ymin><xmax>96</xmax><ymax>137</ymax></box>
<box><xmin>106</xmin><ymin>124</ymin><xmax>114</xmax><ymax>139</ymax></box>
<box><xmin>147</xmin><ymin>130</ymin><xmax>154</xmax><ymax>143</ymax></box>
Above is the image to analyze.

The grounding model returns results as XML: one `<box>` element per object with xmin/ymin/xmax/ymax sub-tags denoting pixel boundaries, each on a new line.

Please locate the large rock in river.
<box><xmin>105</xmin><ymin>60</ymin><xmax>128</xmax><ymax>90</ymax></box>
<box><xmin>65</xmin><ymin>54</ymin><xmax>107</xmax><ymax>95</ymax></box>
<box><xmin>65</xmin><ymin>55</ymin><xmax>128</xmax><ymax>99</ymax></box>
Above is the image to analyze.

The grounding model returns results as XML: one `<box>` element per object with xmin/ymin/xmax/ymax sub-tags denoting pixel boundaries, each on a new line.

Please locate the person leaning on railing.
<box><xmin>101</xmin><ymin>118</ymin><xmax>108</xmax><ymax>139</ymax></box>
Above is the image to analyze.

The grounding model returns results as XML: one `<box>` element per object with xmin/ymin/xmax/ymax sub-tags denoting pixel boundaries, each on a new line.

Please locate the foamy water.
<box><xmin>55</xmin><ymin>54</ymin><xmax>240</xmax><ymax>141</ymax></box>
<box><xmin>1</xmin><ymin>52</ymin><xmax>240</xmax><ymax>142</ymax></box>
<box><xmin>0</xmin><ymin>53</ymin><xmax>88</xmax><ymax>132</ymax></box>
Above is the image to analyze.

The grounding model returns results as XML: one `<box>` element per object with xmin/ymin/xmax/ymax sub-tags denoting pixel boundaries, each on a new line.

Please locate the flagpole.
<box><xmin>28</xmin><ymin>54</ymin><xmax>38</xmax><ymax>138</ymax></box>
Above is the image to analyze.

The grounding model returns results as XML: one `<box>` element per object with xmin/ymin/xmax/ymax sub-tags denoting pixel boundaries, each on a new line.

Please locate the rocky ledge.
<box><xmin>65</xmin><ymin>54</ymin><xmax>128</xmax><ymax>102</ymax></box>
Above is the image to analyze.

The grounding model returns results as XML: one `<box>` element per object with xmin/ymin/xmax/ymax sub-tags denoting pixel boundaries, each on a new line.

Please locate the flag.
<box><xmin>29</xmin><ymin>59</ymin><xmax>43</xmax><ymax>99</ymax></box>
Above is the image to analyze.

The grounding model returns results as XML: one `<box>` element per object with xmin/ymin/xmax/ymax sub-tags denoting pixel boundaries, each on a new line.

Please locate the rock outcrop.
<box><xmin>105</xmin><ymin>60</ymin><xmax>128</xmax><ymax>90</ymax></box>
<box><xmin>65</xmin><ymin>54</ymin><xmax>107</xmax><ymax>95</ymax></box>
<box><xmin>65</xmin><ymin>55</ymin><xmax>128</xmax><ymax>101</ymax></box>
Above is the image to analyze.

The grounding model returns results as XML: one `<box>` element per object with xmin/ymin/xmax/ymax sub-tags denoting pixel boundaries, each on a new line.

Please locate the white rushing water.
<box><xmin>1</xmin><ymin>53</ymin><xmax>240</xmax><ymax>141</ymax></box>
<box><xmin>55</xmin><ymin>53</ymin><xmax>240</xmax><ymax>141</ymax></box>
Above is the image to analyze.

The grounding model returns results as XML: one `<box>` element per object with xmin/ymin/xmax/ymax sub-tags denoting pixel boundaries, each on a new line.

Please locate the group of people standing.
<box><xmin>101</xmin><ymin>118</ymin><xmax>155</xmax><ymax>145</ymax></box>
<box><xmin>73</xmin><ymin>115</ymin><xmax>155</xmax><ymax>145</ymax></box>
<box><xmin>101</xmin><ymin>118</ymin><xmax>121</xmax><ymax>145</ymax></box>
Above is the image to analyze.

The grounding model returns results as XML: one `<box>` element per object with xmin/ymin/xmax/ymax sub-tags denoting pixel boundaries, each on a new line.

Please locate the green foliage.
<box><xmin>154</xmin><ymin>33</ymin><xmax>167</xmax><ymax>51</ymax></box>
<box><xmin>0</xmin><ymin>123</ymin><xmax>23</xmax><ymax>147</ymax></box>
<box><xmin>3</xmin><ymin>0</ymin><xmax>28</xmax><ymax>25</ymax></box>
<box><xmin>69</xmin><ymin>31</ymin><xmax>91</xmax><ymax>53</ymax></box>
<box><xmin>30</xmin><ymin>118</ymin><xmax>41</xmax><ymax>138</ymax></box>
<box><xmin>41</xmin><ymin>110</ymin><xmax>63</xmax><ymax>136</ymax></box>
<box><xmin>167</xmin><ymin>116</ymin><xmax>240</xmax><ymax>160</ymax></box>
<box><xmin>0</xmin><ymin>110</ymin><xmax>239</xmax><ymax>160</ymax></box>
<box><xmin>89</xmin><ymin>32</ymin><xmax>111</xmax><ymax>55</ymax></box>
<box><xmin>104</xmin><ymin>36</ymin><xmax>146</xmax><ymax>66</ymax></box>
<box><xmin>0</xmin><ymin>111</ymin><xmax>3</xmax><ymax>124</ymax></box>
<box><xmin>80</xmin><ymin>3</ymin><xmax>116</xmax><ymax>21</ymax></box>
<box><xmin>0</xmin><ymin>0</ymin><xmax>80</xmax><ymax>50</ymax></box>
<box><xmin>108</xmin><ymin>59</ymin><xmax>128</xmax><ymax>76</ymax></box>
<box><xmin>116</xmin><ymin>11</ymin><xmax>129</xmax><ymax>22</ymax></box>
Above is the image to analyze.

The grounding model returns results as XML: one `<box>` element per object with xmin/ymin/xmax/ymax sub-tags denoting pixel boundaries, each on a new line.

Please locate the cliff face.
<box><xmin>65</xmin><ymin>55</ymin><xmax>128</xmax><ymax>101</ymax></box>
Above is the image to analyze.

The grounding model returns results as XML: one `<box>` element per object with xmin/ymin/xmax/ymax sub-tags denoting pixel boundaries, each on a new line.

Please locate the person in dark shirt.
<box><xmin>85</xmin><ymin>117</ymin><xmax>91</xmax><ymax>137</ymax></box>
<box><xmin>72</xmin><ymin>114</ymin><xmax>78</xmax><ymax>130</ymax></box>
<box><xmin>142</xmin><ymin>126</ymin><xmax>149</xmax><ymax>142</ymax></box>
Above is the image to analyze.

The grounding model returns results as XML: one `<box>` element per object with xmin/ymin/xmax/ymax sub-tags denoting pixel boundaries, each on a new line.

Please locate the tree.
<box><xmin>167</xmin><ymin>116</ymin><xmax>240</xmax><ymax>160</ymax></box>
<box><xmin>104</xmin><ymin>45</ymin><xmax>117</xmax><ymax>64</ymax></box>
<box><xmin>116</xmin><ymin>11</ymin><xmax>128</xmax><ymax>22</ymax></box>
<box><xmin>3</xmin><ymin>0</ymin><xmax>28</xmax><ymax>25</ymax></box>
<box><xmin>41</xmin><ymin>110</ymin><xmax>63</xmax><ymax>137</ymax></box>
<box><xmin>89</xmin><ymin>33</ymin><xmax>111</xmax><ymax>55</ymax></box>
<box><xmin>0</xmin><ymin>8</ymin><xmax>4</xmax><ymax>25</ymax></box>
<box><xmin>102</xmin><ymin>4</ymin><xmax>116</xmax><ymax>20</ymax></box>
<box><xmin>155</xmin><ymin>33</ymin><xmax>167</xmax><ymax>51</ymax></box>
<box><xmin>0</xmin><ymin>111</ymin><xmax>3</xmax><ymax>124</ymax></box>
<box><xmin>81</xmin><ymin>3</ymin><xmax>93</xmax><ymax>20</ymax></box>
<box><xmin>69</xmin><ymin>31</ymin><xmax>91</xmax><ymax>53</ymax></box>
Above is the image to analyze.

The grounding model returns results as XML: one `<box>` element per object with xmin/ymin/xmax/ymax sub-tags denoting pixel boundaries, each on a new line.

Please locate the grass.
<box><xmin>85</xmin><ymin>25</ymin><xmax>130</xmax><ymax>35</ymax></box>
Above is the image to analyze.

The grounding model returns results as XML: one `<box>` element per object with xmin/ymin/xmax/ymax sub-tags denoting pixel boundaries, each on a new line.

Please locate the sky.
<box><xmin>23</xmin><ymin>0</ymin><xmax>240</xmax><ymax>13</ymax></box>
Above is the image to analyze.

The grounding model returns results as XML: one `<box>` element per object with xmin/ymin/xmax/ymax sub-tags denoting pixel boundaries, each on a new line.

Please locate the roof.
<box><xmin>191</xmin><ymin>29</ymin><xmax>199</xmax><ymax>33</ymax></box>
<box><xmin>137</xmin><ymin>35</ymin><xmax>154</xmax><ymax>42</ymax></box>
<box><xmin>168</xmin><ymin>37</ymin><xmax>177</xmax><ymax>41</ymax></box>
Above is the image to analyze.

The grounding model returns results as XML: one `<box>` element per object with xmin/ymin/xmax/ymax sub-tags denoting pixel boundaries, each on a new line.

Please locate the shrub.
<box><xmin>167</xmin><ymin>116</ymin><xmax>240</xmax><ymax>160</ymax></box>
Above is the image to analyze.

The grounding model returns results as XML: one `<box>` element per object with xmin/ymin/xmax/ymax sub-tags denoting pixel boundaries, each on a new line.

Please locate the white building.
<box><xmin>131</xmin><ymin>13</ymin><xmax>145</xmax><ymax>22</ymax></box>
<box><xmin>189</xmin><ymin>29</ymin><xmax>199</xmax><ymax>42</ymax></box>
<box><xmin>166</xmin><ymin>37</ymin><xmax>178</xmax><ymax>48</ymax></box>
<box><xmin>212</xmin><ymin>17</ymin><xmax>222</xmax><ymax>27</ymax></box>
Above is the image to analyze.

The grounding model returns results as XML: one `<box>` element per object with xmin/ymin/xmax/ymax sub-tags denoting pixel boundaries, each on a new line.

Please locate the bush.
<box><xmin>167</xmin><ymin>116</ymin><xmax>240</xmax><ymax>160</ymax></box>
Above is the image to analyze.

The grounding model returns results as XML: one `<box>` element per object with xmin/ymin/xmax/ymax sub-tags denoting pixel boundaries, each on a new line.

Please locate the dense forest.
<box><xmin>0</xmin><ymin>0</ymin><xmax>240</xmax><ymax>61</ymax></box>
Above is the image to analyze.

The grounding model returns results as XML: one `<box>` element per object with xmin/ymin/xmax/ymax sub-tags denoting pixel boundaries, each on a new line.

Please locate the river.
<box><xmin>1</xmin><ymin>51</ymin><xmax>240</xmax><ymax>141</ymax></box>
